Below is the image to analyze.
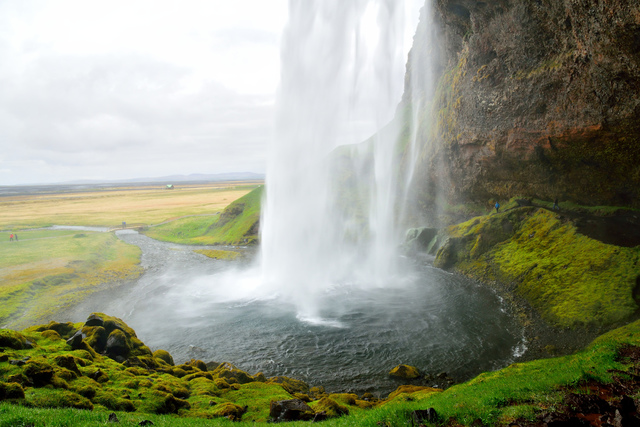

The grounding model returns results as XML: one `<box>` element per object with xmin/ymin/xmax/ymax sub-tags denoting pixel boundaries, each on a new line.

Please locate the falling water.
<box><xmin>260</xmin><ymin>0</ymin><xmax>428</xmax><ymax>321</ymax></box>
<box><xmin>70</xmin><ymin>1</ymin><xmax>527</xmax><ymax>388</ymax></box>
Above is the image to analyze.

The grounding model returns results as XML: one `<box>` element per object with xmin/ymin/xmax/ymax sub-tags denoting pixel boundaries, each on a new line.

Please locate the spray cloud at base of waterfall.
<box><xmin>260</xmin><ymin>0</ymin><xmax>438</xmax><ymax>319</ymax></box>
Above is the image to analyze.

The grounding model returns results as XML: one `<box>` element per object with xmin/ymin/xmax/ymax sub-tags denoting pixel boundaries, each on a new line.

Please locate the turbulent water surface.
<box><xmin>72</xmin><ymin>230</ymin><xmax>525</xmax><ymax>396</ymax></box>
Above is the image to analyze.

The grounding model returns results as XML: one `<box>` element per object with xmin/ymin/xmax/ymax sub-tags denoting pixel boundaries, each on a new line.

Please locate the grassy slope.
<box><xmin>143</xmin><ymin>186</ymin><xmax>263</xmax><ymax>245</ymax></box>
<box><xmin>434</xmin><ymin>205</ymin><xmax>640</xmax><ymax>328</ymax></box>
<box><xmin>0</xmin><ymin>230</ymin><xmax>142</xmax><ymax>329</ymax></box>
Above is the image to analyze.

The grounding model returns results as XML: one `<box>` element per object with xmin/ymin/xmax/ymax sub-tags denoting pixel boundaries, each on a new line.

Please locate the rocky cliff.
<box><xmin>405</xmin><ymin>0</ymin><xmax>640</xmax><ymax>211</ymax></box>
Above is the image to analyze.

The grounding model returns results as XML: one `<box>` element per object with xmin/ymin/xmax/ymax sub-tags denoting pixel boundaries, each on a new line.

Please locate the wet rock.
<box><xmin>270</xmin><ymin>399</ymin><xmax>315</xmax><ymax>422</ymax></box>
<box><xmin>86</xmin><ymin>314</ymin><xmax>104</xmax><ymax>327</ymax></box>
<box><xmin>66</xmin><ymin>330</ymin><xmax>86</xmax><ymax>350</ymax></box>
<box><xmin>108</xmin><ymin>412</ymin><xmax>119</xmax><ymax>423</ymax></box>
<box><xmin>105</xmin><ymin>329</ymin><xmax>130</xmax><ymax>359</ymax></box>
<box><xmin>55</xmin><ymin>355</ymin><xmax>81</xmax><ymax>375</ymax></box>
<box><xmin>9</xmin><ymin>357</ymin><xmax>30</xmax><ymax>366</ymax></box>
<box><xmin>404</xmin><ymin>227</ymin><xmax>440</xmax><ymax>253</ymax></box>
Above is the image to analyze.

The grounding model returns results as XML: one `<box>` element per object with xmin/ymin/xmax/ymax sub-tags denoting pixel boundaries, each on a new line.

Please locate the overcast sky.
<box><xmin>0</xmin><ymin>0</ymin><xmax>421</xmax><ymax>185</ymax></box>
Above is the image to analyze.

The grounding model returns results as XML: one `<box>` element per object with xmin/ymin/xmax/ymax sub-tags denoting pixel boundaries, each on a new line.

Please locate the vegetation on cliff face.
<box><xmin>404</xmin><ymin>0</ymin><xmax>640</xmax><ymax>210</ymax></box>
<box><xmin>434</xmin><ymin>205</ymin><xmax>640</xmax><ymax>328</ymax></box>
<box><xmin>143</xmin><ymin>186</ymin><xmax>263</xmax><ymax>245</ymax></box>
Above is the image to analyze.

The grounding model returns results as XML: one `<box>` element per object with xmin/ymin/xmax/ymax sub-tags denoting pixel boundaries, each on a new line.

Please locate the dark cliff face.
<box><xmin>407</xmin><ymin>0</ymin><xmax>640</xmax><ymax>209</ymax></box>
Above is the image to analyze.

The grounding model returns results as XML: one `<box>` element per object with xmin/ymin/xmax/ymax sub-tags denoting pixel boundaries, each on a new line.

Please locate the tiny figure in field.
<box><xmin>9</xmin><ymin>233</ymin><xmax>13</xmax><ymax>241</ymax></box>
<box><xmin>494</xmin><ymin>202</ymin><xmax>500</xmax><ymax>213</ymax></box>
<box><xmin>553</xmin><ymin>198</ymin><xmax>559</xmax><ymax>210</ymax></box>
<box><xmin>14</xmin><ymin>234</ymin><xmax>18</xmax><ymax>241</ymax></box>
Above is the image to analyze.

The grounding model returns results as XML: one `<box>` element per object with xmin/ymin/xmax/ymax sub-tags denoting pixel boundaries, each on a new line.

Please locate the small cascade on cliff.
<box><xmin>260</xmin><ymin>0</ymin><xmax>422</xmax><ymax>322</ymax></box>
<box><xmin>401</xmin><ymin>1</ymin><xmax>441</xmax><ymax>212</ymax></box>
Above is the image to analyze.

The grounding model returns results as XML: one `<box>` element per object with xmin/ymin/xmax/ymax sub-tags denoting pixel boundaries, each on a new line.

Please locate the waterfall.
<box><xmin>260</xmin><ymin>0</ymin><xmax>432</xmax><ymax>321</ymax></box>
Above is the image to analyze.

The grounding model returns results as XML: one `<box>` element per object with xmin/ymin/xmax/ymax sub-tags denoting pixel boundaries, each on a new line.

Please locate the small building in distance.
<box><xmin>165</xmin><ymin>184</ymin><xmax>174</xmax><ymax>190</ymax></box>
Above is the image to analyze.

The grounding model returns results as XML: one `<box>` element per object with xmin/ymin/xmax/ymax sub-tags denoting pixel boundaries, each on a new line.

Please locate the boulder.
<box><xmin>66</xmin><ymin>330</ymin><xmax>86</xmax><ymax>350</ymax></box>
<box><xmin>404</xmin><ymin>227</ymin><xmax>440</xmax><ymax>254</ymax></box>
<box><xmin>153</xmin><ymin>349</ymin><xmax>174</xmax><ymax>366</ymax></box>
<box><xmin>0</xmin><ymin>330</ymin><xmax>27</xmax><ymax>350</ymax></box>
<box><xmin>389</xmin><ymin>364</ymin><xmax>421</xmax><ymax>379</ymax></box>
<box><xmin>269</xmin><ymin>399</ymin><xmax>315</xmax><ymax>422</ymax></box>
<box><xmin>105</xmin><ymin>329</ymin><xmax>130</xmax><ymax>359</ymax></box>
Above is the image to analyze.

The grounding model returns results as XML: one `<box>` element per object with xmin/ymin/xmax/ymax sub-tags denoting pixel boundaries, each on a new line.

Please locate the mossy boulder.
<box><xmin>388</xmin><ymin>385</ymin><xmax>441</xmax><ymax>400</ymax></box>
<box><xmin>267</xmin><ymin>375</ymin><xmax>310</xmax><ymax>394</ymax></box>
<box><xmin>389</xmin><ymin>364</ymin><xmax>421</xmax><ymax>379</ymax></box>
<box><xmin>0</xmin><ymin>382</ymin><xmax>25</xmax><ymax>400</ymax></box>
<box><xmin>211</xmin><ymin>362</ymin><xmax>255</xmax><ymax>384</ymax></box>
<box><xmin>105</xmin><ymin>329</ymin><xmax>131</xmax><ymax>359</ymax></box>
<box><xmin>23</xmin><ymin>360</ymin><xmax>55</xmax><ymax>387</ymax></box>
<box><xmin>0</xmin><ymin>330</ymin><xmax>28</xmax><ymax>350</ymax></box>
<box><xmin>153</xmin><ymin>349</ymin><xmax>174</xmax><ymax>366</ymax></box>
<box><xmin>27</xmin><ymin>321</ymin><xmax>76</xmax><ymax>339</ymax></box>
<box><xmin>155</xmin><ymin>393</ymin><xmax>191</xmax><ymax>414</ymax></box>
<box><xmin>270</xmin><ymin>399</ymin><xmax>315</xmax><ymax>422</ymax></box>
<box><xmin>27</xmin><ymin>389</ymin><xmax>93</xmax><ymax>410</ymax></box>
<box><xmin>212</xmin><ymin>402</ymin><xmax>247</xmax><ymax>420</ymax></box>
<box><xmin>314</xmin><ymin>397</ymin><xmax>350</xmax><ymax>418</ymax></box>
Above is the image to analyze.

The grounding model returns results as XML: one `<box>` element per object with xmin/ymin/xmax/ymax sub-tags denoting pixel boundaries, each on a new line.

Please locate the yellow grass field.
<box><xmin>0</xmin><ymin>180</ymin><xmax>261</xmax><ymax>327</ymax></box>
<box><xmin>0</xmin><ymin>181</ymin><xmax>261</xmax><ymax>230</ymax></box>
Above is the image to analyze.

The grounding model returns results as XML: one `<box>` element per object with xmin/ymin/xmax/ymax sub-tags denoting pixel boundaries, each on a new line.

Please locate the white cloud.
<box><xmin>0</xmin><ymin>0</ymin><xmax>285</xmax><ymax>184</ymax></box>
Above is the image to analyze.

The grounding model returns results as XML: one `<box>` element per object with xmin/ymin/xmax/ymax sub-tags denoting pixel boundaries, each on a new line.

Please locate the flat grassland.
<box><xmin>0</xmin><ymin>181</ymin><xmax>259</xmax><ymax>328</ymax></box>
<box><xmin>0</xmin><ymin>181</ymin><xmax>260</xmax><ymax>230</ymax></box>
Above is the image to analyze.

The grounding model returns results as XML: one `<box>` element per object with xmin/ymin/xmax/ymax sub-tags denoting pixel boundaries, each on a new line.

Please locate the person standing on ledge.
<box><xmin>553</xmin><ymin>198</ymin><xmax>559</xmax><ymax>210</ymax></box>
<box><xmin>494</xmin><ymin>201</ymin><xmax>500</xmax><ymax>213</ymax></box>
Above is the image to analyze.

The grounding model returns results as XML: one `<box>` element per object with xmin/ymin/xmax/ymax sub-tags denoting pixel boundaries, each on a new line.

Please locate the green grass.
<box><xmin>144</xmin><ymin>186</ymin><xmax>263</xmax><ymax>245</ymax></box>
<box><xmin>0</xmin><ymin>230</ymin><xmax>142</xmax><ymax>328</ymax></box>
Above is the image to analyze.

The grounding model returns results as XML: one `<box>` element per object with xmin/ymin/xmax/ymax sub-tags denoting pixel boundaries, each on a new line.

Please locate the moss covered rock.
<box><xmin>0</xmin><ymin>330</ymin><xmax>28</xmax><ymax>350</ymax></box>
<box><xmin>153</xmin><ymin>349</ymin><xmax>174</xmax><ymax>366</ymax></box>
<box><xmin>314</xmin><ymin>396</ymin><xmax>350</xmax><ymax>418</ymax></box>
<box><xmin>0</xmin><ymin>381</ymin><xmax>25</xmax><ymax>400</ymax></box>
<box><xmin>389</xmin><ymin>364</ymin><xmax>421</xmax><ymax>379</ymax></box>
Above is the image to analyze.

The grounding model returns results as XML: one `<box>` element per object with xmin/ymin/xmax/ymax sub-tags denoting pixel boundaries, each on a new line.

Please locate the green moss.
<box><xmin>436</xmin><ymin>207</ymin><xmax>640</xmax><ymax>328</ymax></box>
<box><xmin>389</xmin><ymin>364</ymin><xmax>421</xmax><ymax>379</ymax></box>
<box><xmin>0</xmin><ymin>381</ymin><xmax>25</xmax><ymax>399</ymax></box>
<box><xmin>0</xmin><ymin>330</ymin><xmax>27</xmax><ymax>350</ymax></box>
<box><xmin>313</xmin><ymin>397</ymin><xmax>350</xmax><ymax>418</ymax></box>
<box><xmin>153</xmin><ymin>349</ymin><xmax>174</xmax><ymax>366</ymax></box>
<box><xmin>25</xmin><ymin>388</ymin><xmax>93</xmax><ymax>410</ymax></box>
<box><xmin>193</xmin><ymin>249</ymin><xmax>241</xmax><ymax>260</ymax></box>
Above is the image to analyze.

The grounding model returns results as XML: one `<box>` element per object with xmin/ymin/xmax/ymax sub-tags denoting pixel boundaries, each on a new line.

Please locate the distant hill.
<box><xmin>122</xmin><ymin>172</ymin><xmax>265</xmax><ymax>184</ymax></box>
<box><xmin>64</xmin><ymin>172</ymin><xmax>265</xmax><ymax>185</ymax></box>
